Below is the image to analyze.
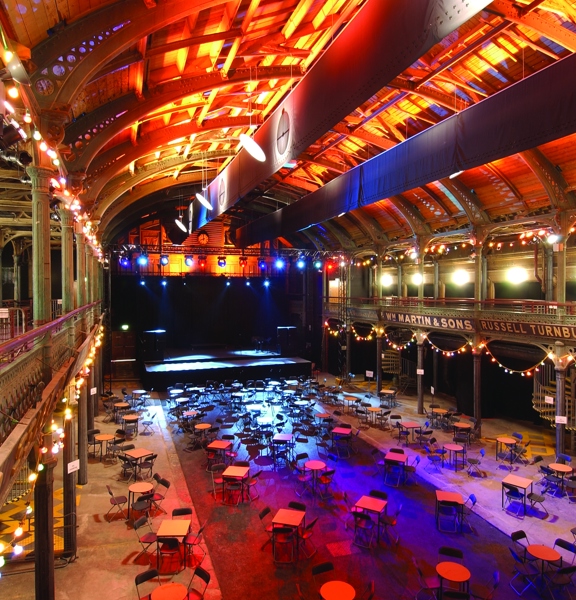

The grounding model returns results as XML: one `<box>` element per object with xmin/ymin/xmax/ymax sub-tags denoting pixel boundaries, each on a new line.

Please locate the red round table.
<box><xmin>320</xmin><ymin>581</ymin><xmax>355</xmax><ymax>600</ymax></box>
<box><xmin>527</xmin><ymin>544</ymin><xmax>561</xmax><ymax>576</ymax></box>
<box><xmin>436</xmin><ymin>561</ymin><xmax>470</xmax><ymax>599</ymax></box>
<box><xmin>305</xmin><ymin>460</ymin><xmax>326</xmax><ymax>495</ymax></box>
<box><xmin>151</xmin><ymin>582</ymin><xmax>187</xmax><ymax>600</ymax></box>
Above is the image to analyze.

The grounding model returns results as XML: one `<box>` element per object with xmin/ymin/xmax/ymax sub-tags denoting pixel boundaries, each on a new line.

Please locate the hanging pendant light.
<box><xmin>239</xmin><ymin>133</ymin><xmax>266</xmax><ymax>162</ymax></box>
<box><xmin>175</xmin><ymin>216</ymin><xmax>187</xmax><ymax>232</ymax></box>
<box><xmin>196</xmin><ymin>192</ymin><xmax>212</xmax><ymax>210</ymax></box>
<box><xmin>195</xmin><ymin>153</ymin><xmax>213</xmax><ymax>210</ymax></box>
<box><xmin>175</xmin><ymin>201</ymin><xmax>187</xmax><ymax>231</ymax></box>
<box><xmin>239</xmin><ymin>66</ymin><xmax>266</xmax><ymax>162</ymax></box>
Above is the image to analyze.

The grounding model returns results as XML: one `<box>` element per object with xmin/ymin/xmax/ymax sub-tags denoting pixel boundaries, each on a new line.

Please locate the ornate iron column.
<box><xmin>415</xmin><ymin>331</ymin><xmax>426</xmax><ymax>414</ymax></box>
<box><xmin>78</xmin><ymin>382</ymin><xmax>89</xmax><ymax>485</ymax></box>
<box><xmin>376</xmin><ymin>332</ymin><xmax>383</xmax><ymax>393</ymax></box>
<box><xmin>29</xmin><ymin>166</ymin><xmax>55</xmax><ymax>383</ymax></box>
<box><xmin>62</xmin><ymin>413</ymin><xmax>77</xmax><ymax>558</ymax></box>
<box><xmin>35</xmin><ymin>451</ymin><xmax>58</xmax><ymax>600</ymax></box>
<box><xmin>29</xmin><ymin>166</ymin><xmax>54</xmax><ymax>326</ymax></box>
<box><xmin>552</xmin><ymin>342</ymin><xmax>571</xmax><ymax>454</ymax></box>
<box><xmin>59</xmin><ymin>208</ymin><xmax>74</xmax><ymax>314</ymax></box>
<box><xmin>473</xmin><ymin>344</ymin><xmax>482</xmax><ymax>438</ymax></box>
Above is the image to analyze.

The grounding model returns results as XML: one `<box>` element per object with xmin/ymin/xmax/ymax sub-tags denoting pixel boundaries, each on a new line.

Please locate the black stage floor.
<box><xmin>141</xmin><ymin>347</ymin><xmax>311</xmax><ymax>390</ymax></box>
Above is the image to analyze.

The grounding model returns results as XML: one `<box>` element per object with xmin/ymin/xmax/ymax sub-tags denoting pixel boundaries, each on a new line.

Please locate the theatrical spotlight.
<box><xmin>239</xmin><ymin>256</ymin><xmax>248</xmax><ymax>268</ymax></box>
<box><xmin>246</xmin><ymin>278</ymin><xmax>251</xmax><ymax>286</ymax></box>
<box><xmin>140</xmin><ymin>278</ymin><xmax>145</xmax><ymax>286</ymax></box>
<box><xmin>264</xmin><ymin>279</ymin><xmax>270</xmax><ymax>288</ymax></box>
<box><xmin>258</xmin><ymin>257</ymin><xmax>267</xmax><ymax>270</ymax></box>
<box><xmin>226</xmin><ymin>279</ymin><xmax>231</xmax><ymax>287</ymax></box>
<box><xmin>275</xmin><ymin>258</ymin><xmax>285</xmax><ymax>269</ymax></box>
<box><xmin>119</xmin><ymin>256</ymin><xmax>131</xmax><ymax>268</ymax></box>
<box><xmin>160</xmin><ymin>254</ymin><xmax>169</xmax><ymax>266</ymax></box>
<box><xmin>185</xmin><ymin>255</ymin><xmax>194</xmax><ymax>267</ymax></box>
<box><xmin>313</xmin><ymin>259</ymin><xmax>322</xmax><ymax>270</ymax></box>
<box><xmin>161</xmin><ymin>279</ymin><xmax>167</xmax><ymax>287</ymax></box>
<box><xmin>137</xmin><ymin>254</ymin><xmax>148</xmax><ymax>266</ymax></box>
<box><xmin>296</xmin><ymin>256</ymin><xmax>306</xmax><ymax>269</ymax></box>
<box><xmin>217</xmin><ymin>256</ymin><xmax>227</xmax><ymax>268</ymax></box>
<box><xmin>198</xmin><ymin>255</ymin><xmax>207</xmax><ymax>268</ymax></box>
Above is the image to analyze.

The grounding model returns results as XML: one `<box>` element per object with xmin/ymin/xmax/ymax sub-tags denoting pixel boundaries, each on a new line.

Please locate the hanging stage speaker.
<box><xmin>277</xmin><ymin>326</ymin><xmax>297</xmax><ymax>356</ymax></box>
<box><xmin>141</xmin><ymin>329</ymin><xmax>166</xmax><ymax>361</ymax></box>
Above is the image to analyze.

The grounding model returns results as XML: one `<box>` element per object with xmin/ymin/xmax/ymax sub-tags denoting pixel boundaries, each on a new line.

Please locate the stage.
<box><xmin>141</xmin><ymin>348</ymin><xmax>312</xmax><ymax>390</ymax></box>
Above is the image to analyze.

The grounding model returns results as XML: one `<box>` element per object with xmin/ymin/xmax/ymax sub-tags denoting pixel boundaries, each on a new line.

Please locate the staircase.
<box><xmin>533</xmin><ymin>363</ymin><xmax>576</xmax><ymax>452</ymax></box>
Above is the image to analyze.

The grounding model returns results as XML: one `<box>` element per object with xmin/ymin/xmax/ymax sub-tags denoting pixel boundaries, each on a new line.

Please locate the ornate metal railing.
<box><xmin>0</xmin><ymin>307</ymin><xmax>31</xmax><ymax>343</ymax></box>
<box><xmin>0</xmin><ymin>302</ymin><xmax>101</xmax><ymax>445</ymax></box>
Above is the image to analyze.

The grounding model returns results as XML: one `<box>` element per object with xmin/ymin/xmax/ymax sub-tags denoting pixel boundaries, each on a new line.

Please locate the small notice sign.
<box><xmin>90</xmin><ymin>387</ymin><xmax>97</xmax><ymax>396</ymax></box>
<box><xmin>417</xmin><ymin>369</ymin><xmax>424</xmax><ymax>375</ymax></box>
<box><xmin>430</xmin><ymin>386</ymin><xmax>434</xmax><ymax>395</ymax></box>
<box><xmin>365</xmin><ymin>370</ymin><xmax>373</xmax><ymax>378</ymax></box>
<box><xmin>555</xmin><ymin>416</ymin><xmax>568</xmax><ymax>425</ymax></box>
<box><xmin>68</xmin><ymin>459</ymin><xmax>80</xmax><ymax>474</ymax></box>
<box><xmin>545</xmin><ymin>396</ymin><xmax>554</xmax><ymax>405</ymax></box>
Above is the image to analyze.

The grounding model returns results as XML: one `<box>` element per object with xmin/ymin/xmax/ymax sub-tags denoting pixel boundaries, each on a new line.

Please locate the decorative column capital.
<box><xmin>26</xmin><ymin>166</ymin><xmax>56</xmax><ymax>192</ymax></box>
<box><xmin>39</xmin><ymin>108</ymin><xmax>70</xmax><ymax>148</ymax></box>
<box><xmin>67</xmin><ymin>171</ymin><xmax>87</xmax><ymax>196</ymax></box>
<box><xmin>414</xmin><ymin>330</ymin><xmax>427</xmax><ymax>345</ymax></box>
<box><xmin>58</xmin><ymin>208</ymin><xmax>73</xmax><ymax>227</ymax></box>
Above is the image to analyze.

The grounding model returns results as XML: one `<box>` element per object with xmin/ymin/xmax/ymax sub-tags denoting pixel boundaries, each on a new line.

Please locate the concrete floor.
<box><xmin>0</xmin><ymin>375</ymin><xmax>574</xmax><ymax>600</ymax></box>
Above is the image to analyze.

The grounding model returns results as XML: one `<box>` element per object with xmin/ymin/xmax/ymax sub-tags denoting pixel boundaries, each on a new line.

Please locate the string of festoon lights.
<box><xmin>383</xmin><ymin>335</ymin><xmax>414</xmax><ymax>351</ymax></box>
<box><xmin>427</xmin><ymin>338</ymin><xmax>470</xmax><ymax>356</ymax></box>
<box><xmin>0</xmin><ymin>326</ymin><xmax>104</xmax><ymax>575</ymax></box>
<box><xmin>325</xmin><ymin>321</ymin><xmax>343</xmax><ymax>337</ymax></box>
<box><xmin>350</xmin><ymin>324</ymin><xmax>376</xmax><ymax>341</ymax></box>
<box><xmin>484</xmin><ymin>344</ymin><xmax>542</xmax><ymax>376</ymax></box>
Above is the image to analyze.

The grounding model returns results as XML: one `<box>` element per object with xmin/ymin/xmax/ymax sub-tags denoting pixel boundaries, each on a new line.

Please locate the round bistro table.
<box><xmin>320</xmin><ymin>581</ymin><xmax>355</xmax><ymax>600</ymax></box>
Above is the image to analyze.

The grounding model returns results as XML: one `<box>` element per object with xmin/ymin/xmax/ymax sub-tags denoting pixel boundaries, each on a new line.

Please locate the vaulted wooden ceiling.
<box><xmin>1</xmin><ymin>0</ymin><xmax>576</xmax><ymax>256</ymax></box>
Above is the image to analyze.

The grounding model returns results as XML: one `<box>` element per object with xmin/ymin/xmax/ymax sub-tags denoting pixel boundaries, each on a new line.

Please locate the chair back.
<box><xmin>511</xmin><ymin>530</ymin><xmax>529</xmax><ymax>544</ymax></box>
<box><xmin>135</xmin><ymin>568</ymin><xmax>160</xmax><ymax>589</ymax></box>
<box><xmin>259</xmin><ymin>506</ymin><xmax>271</xmax><ymax>521</ymax></box>
<box><xmin>172</xmin><ymin>507</ymin><xmax>192</xmax><ymax>518</ymax></box>
<box><xmin>554</xmin><ymin>538</ymin><xmax>576</xmax><ymax>555</ymax></box>
<box><xmin>439</xmin><ymin>545</ymin><xmax>464</xmax><ymax>561</ymax></box>
<box><xmin>194</xmin><ymin>565</ymin><xmax>211</xmax><ymax>586</ymax></box>
<box><xmin>288</xmin><ymin>500</ymin><xmax>306</xmax><ymax>512</ymax></box>
<box><xmin>311</xmin><ymin>561</ymin><xmax>334</xmax><ymax>577</ymax></box>
<box><xmin>133</xmin><ymin>516</ymin><xmax>149</xmax><ymax>532</ymax></box>
<box><xmin>369</xmin><ymin>490</ymin><xmax>388</xmax><ymax>500</ymax></box>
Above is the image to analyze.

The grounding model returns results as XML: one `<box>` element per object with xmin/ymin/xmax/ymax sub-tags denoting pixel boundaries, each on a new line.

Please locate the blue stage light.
<box><xmin>275</xmin><ymin>258</ymin><xmax>285</xmax><ymax>269</ymax></box>
<box><xmin>314</xmin><ymin>259</ymin><xmax>322</xmax><ymax>269</ymax></box>
<box><xmin>137</xmin><ymin>254</ymin><xmax>148</xmax><ymax>266</ymax></box>
<box><xmin>119</xmin><ymin>256</ymin><xmax>130</xmax><ymax>267</ymax></box>
<box><xmin>185</xmin><ymin>255</ymin><xmax>194</xmax><ymax>267</ymax></box>
<box><xmin>160</xmin><ymin>254</ymin><xmax>169</xmax><ymax>266</ymax></box>
<box><xmin>140</xmin><ymin>279</ymin><xmax>145</xmax><ymax>286</ymax></box>
<box><xmin>258</xmin><ymin>258</ymin><xmax>267</xmax><ymax>270</ymax></box>
<box><xmin>246</xmin><ymin>279</ymin><xmax>251</xmax><ymax>286</ymax></box>
<box><xmin>161</xmin><ymin>279</ymin><xmax>167</xmax><ymax>287</ymax></box>
<box><xmin>296</xmin><ymin>257</ymin><xmax>306</xmax><ymax>269</ymax></box>
<box><xmin>264</xmin><ymin>279</ymin><xmax>270</xmax><ymax>288</ymax></box>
